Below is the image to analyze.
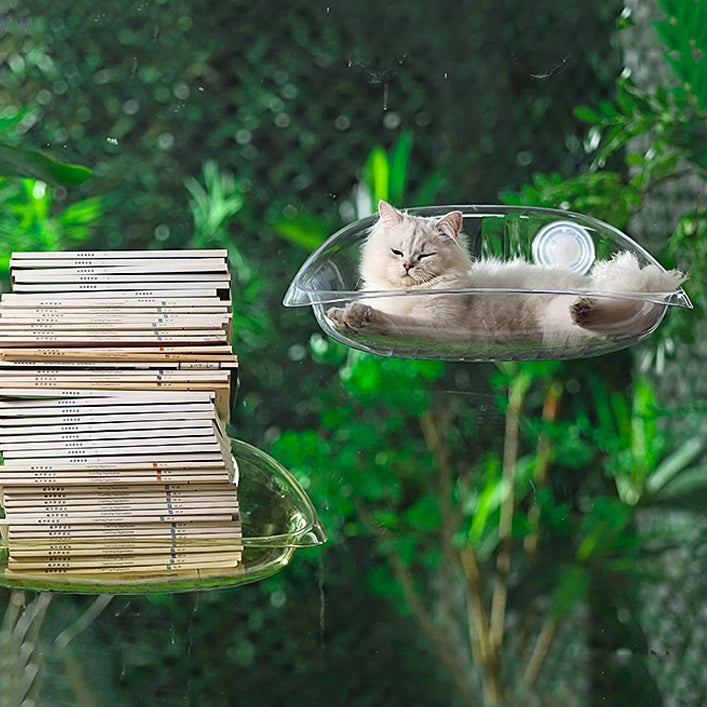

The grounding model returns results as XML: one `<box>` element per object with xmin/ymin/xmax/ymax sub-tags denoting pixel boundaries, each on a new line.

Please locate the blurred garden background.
<box><xmin>1</xmin><ymin>0</ymin><xmax>706</xmax><ymax>705</ymax></box>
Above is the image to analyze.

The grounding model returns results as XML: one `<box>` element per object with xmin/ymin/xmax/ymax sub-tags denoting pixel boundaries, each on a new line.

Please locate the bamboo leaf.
<box><xmin>363</xmin><ymin>146</ymin><xmax>390</xmax><ymax>203</ymax></box>
<box><xmin>468</xmin><ymin>473</ymin><xmax>506</xmax><ymax>548</ymax></box>
<box><xmin>630</xmin><ymin>378</ymin><xmax>658</xmax><ymax>469</ymax></box>
<box><xmin>273</xmin><ymin>213</ymin><xmax>330</xmax><ymax>251</ymax></box>
<box><xmin>652</xmin><ymin>19</ymin><xmax>677</xmax><ymax>53</ymax></box>
<box><xmin>645</xmin><ymin>436</ymin><xmax>706</xmax><ymax>494</ymax></box>
<box><xmin>650</xmin><ymin>465</ymin><xmax>707</xmax><ymax>508</ymax></box>
<box><xmin>389</xmin><ymin>131</ymin><xmax>413</xmax><ymax>204</ymax></box>
<box><xmin>574</xmin><ymin>105</ymin><xmax>604</xmax><ymax>124</ymax></box>
<box><xmin>58</xmin><ymin>196</ymin><xmax>104</xmax><ymax>226</ymax></box>
<box><xmin>0</xmin><ymin>142</ymin><xmax>92</xmax><ymax>187</ymax></box>
<box><xmin>415</xmin><ymin>170</ymin><xmax>445</xmax><ymax>205</ymax></box>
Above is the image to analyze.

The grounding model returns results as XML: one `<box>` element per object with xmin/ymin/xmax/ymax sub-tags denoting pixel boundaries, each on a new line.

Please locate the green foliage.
<box><xmin>1</xmin><ymin>0</ymin><xmax>622</xmax><ymax>252</ymax></box>
<box><xmin>272</xmin><ymin>211</ymin><xmax>331</xmax><ymax>251</ymax></box>
<box><xmin>502</xmin><ymin>170</ymin><xmax>639</xmax><ymax>228</ymax></box>
<box><xmin>550</xmin><ymin>565</ymin><xmax>589</xmax><ymax>621</ymax></box>
<box><xmin>653</xmin><ymin>0</ymin><xmax>707</xmax><ymax>113</ymax></box>
<box><xmin>274</xmin><ymin>331</ymin><xmax>707</xmax><ymax>700</ymax></box>
<box><xmin>184</xmin><ymin>160</ymin><xmax>244</xmax><ymax>248</ymax></box>
<box><xmin>359</xmin><ymin>130</ymin><xmax>445</xmax><ymax>211</ymax></box>
<box><xmin>182</xmin><ymin>160</ymin><xmax>273</xmax><ymax>353</ymax></box>
<box><xmin>273</xmin><ymin>341</ymin><xmax>447</xmax><ymax>548</ymax></box>
<box><xmin>0</xmin><ymin>177</ymin><xmax>103</xmax><ymax>287</ymax></box>
<box><xmin>576</xmin><ymin>497</ymin><xmax>633</xmax><ymax>562</ymax></box>
<box><xmin>0</xmin><ymin>141</ymin><xmax>92</xmax><ymax>187</ymax></box>
<box><xmin>0</xmin><ymin>114</ymin><xmax>98</xmax><ymax>285</ymax></box>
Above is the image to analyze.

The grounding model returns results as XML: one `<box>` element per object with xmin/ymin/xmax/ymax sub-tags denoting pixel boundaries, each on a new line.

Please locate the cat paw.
<box><xmin>571</xmin><ymin>297</ymin><xmax>596</xmax><ymax>327</ymax></box>
<box><xmin>326</xmin><ymin>302</ymin><xmax>381</xmax><ymax>332</ymax></box>
<box><xmin>326</xmin><ymin>306</ymin><xmax>347</xmax><ymax>326</ymax></box>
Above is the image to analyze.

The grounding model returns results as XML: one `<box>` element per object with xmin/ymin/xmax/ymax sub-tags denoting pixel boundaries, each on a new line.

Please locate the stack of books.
<box><xmin>0</xmin><ymin>250</ymin><xmax>242</xmax><ymax>582</ymax></box>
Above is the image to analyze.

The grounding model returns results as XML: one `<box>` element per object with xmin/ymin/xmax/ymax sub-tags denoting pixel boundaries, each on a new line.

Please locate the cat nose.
<box><xmin>403</xmin><ymin>263</ymin><xmax>412</xmax><ymax>272</ymax></box>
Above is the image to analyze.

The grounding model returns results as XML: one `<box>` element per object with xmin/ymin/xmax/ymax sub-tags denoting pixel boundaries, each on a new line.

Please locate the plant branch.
<box><xmin>460</xmin><ymin>547</ymin><xmax>501</xmax><ymax>705</ymax></box>
<box><xmin>489</xmin><ymin>374</ymin><xmax>527</xmax><ymax>656</ymax></box>
<box><xmin>521</xmin><ymin>382</ymin><xmax>562</xmax><ymax>655</ymax></box>
<box><xmin>523</xmin><ymin>382</ymin><xmax>562</xmax><ymax>564</ymax></box>
<box><xmin>523</xmin><ymin>615</ymin><xmax>559</xmax><ymax>689</ymax></box>
<box><xmin>420</xmin><ymin>405</ymin><xmax>459</xmax><ymax>633</ymax></box>
<box><xmin>63</xmin><ymin>653</ymin><xmax>100</xmax><ymax>707</ymax></box>
<box><xmin>356</xmin><ymin>500</ymin><xmax>480</xmax><ymax>707</ymax></box>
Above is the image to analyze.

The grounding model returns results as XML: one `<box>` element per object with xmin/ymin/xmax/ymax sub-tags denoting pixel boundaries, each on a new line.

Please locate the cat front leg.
<box><xmin>326</xmin><ymin>301</ymin><xmax>390</xmax><ymax>333</ymax></box>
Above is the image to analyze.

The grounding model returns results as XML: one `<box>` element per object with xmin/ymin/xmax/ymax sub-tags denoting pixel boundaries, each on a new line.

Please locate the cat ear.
<box><xmin>435</xmin><ymin>211</ymin><xmax>463</xmax><ymax>239</ymax></box>
<box><xmin>378</xmin><ymin>200</ymin><xmax>402</xmax><ymax>226</ymax></box>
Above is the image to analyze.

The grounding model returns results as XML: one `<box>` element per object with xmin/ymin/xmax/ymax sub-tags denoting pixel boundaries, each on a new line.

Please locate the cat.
<box><xmin>325</xmin><ymin>200</ymin><xmax>686</xmax><ymax>344</ymax></box>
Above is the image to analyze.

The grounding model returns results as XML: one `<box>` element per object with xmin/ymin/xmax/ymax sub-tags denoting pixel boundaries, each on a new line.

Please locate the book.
<box><xmin>9</xmin><ymin>248</ymin><xmax>228</xmax><ymax>259</ymax></box>
<box><xmin>6</xmin><ymin>520</ymin><xmax>242</xmax><ymax>539</ymax></box>
<box><xmin>0</xmin><ymin>249</ymin><xmax>244</xmax><ymax>581</ymax></box>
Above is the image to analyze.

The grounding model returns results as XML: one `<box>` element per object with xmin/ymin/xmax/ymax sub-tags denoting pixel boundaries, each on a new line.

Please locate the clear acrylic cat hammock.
<box><xmin>284</xmin><ymin>205</ymin><xmax>692</xmax><ymax>361</ymax></box>
<box><xmin>0</xmin><ymin>438</ymin><xmax>326</xmax><ymax>594</ymax></box>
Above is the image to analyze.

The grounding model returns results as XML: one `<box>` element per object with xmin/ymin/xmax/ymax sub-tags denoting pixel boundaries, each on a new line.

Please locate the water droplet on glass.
<box><xmin>383</xmin><ymin>111</ymin><xmax>401</xmax><ymax>130</ymax></box>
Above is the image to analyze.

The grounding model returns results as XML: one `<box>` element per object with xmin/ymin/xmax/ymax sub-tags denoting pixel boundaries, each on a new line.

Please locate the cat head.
<box><xmin>360</xmin><ymin>200</ymin><xmax>471</xmax><ymax>289</ymax></box>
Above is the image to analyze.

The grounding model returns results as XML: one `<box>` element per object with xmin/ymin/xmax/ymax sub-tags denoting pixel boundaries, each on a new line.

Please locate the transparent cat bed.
<box><xmin>283</xmin><ymin>205</ymin><xmax>692</xmax><ymax>361</ymax></box>
<box><xmin>0</xmin><ymin>439</ymin><xmax>326</xmax><ymax>594</ymax></box>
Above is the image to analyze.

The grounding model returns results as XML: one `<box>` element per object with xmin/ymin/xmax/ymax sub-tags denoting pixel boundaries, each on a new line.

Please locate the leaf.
<box><xmin>363</xmin><ymin>146</ymin><xmax>390</xmax><ymax>203</ymax></box>
<box><xmin>389</xmin><ymin>131</ymin><xmax>413</xmax><ymax>204</ymax></box>
<box><xmin>58</xmin><ymin>196</ymin><xmax>104</xmax><ymax>226</ymax></box>
<box><xmin>630</xmin><ymin>378</ymin><xmax>659</xmax><ymax>468</ymax></box>
<box><xmin>599</xmin><ymin>99</ymin><xmax>620</xmax><ymax>119</ymax></box>
<box><xmin>403</xmin><ymin>494</ymin><xmax>440</xmax><ymax>532</ymax></box>
<box><xmin>693</xmin><ymin>53</ymin><xmax>707</xmax><ymax>111</ymax></box>
<box><xmin>550</xmin><ymin>565</ymin><xmax>589</xmax><ymax>621</ymax></box>
<box><xmin>573</xmin><ymin>105</ymin><xmax>604</xmax><ymax>124</ymax></box>
<box><xmin>650</xmin><ymin>465</ymin><xmax>707</xmax><ymax>508</ymax></box>
<box><xmin>652</xmin><ymin>19</ymin><xmax>677</xmax><ymax>53</ymax></box>
<box><xmin>415</xmin><ymin>170</ymin><xmax>445</xmax><ymax>205</ymax></box>
<box><xmin>656</xmin><ymin>0</ymin><xmax>679</xmax><ymax>20</ymax></box>
<box><xmin>467</xmin><ymin>469</ymin><xmax>507</xmax><ymax>547</ymax></box>
<box><xmin>0</xmin><ymin>142</ymin><xmax>92</xmax><ymax>187</ymax></box>
<box><xmin>588</xmin><ymin>376</ymin><xmax>618</xmax><ymax>443</ymax></box>
<box><xmin>273</xmin><ymin>213</ymin><xmax>330</xmax><ymax>251</ymax></box>
<box><xmin>576</xmin><ymin>497</ymin><xmax>631</xmax><ymax>561</ymax></box>
<box><xmin>645</xmin><ymin>436</ymin><xmax>706</xmax><ymax>495</ymax></box>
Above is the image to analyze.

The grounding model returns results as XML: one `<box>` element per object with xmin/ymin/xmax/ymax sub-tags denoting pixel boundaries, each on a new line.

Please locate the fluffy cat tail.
<box><xmin>588</xmin><ymin>251</ymin><xmax>686</xmax><ymax>294</ymax></box>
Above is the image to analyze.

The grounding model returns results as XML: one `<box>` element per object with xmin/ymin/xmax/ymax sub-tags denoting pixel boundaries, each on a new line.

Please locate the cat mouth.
<box><xmin>400</xmin><ymin>274</ymin><xmax>415</xmax><ymax>286</ymax></box>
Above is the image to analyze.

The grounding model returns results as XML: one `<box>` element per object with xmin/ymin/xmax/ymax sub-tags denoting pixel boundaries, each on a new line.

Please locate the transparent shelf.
<box><xmin>284</xmin><ymin>205</ymin><xmax>691</xmax><ymax>361</ymax></box>
<box><xmin>0</xmin><ymin>439</ymin><xmax>326</xmax><ymax>594</ymax></box>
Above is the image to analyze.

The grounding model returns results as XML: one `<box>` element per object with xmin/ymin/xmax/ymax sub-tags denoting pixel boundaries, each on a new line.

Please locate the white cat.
<box><xmin>326</xmin><ymin>200</ymin><xmax>686</xmax><ymax>344</ymax></box>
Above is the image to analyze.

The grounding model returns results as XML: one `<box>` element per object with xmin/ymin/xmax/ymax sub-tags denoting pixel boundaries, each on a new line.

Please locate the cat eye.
<box><xmin>418</xmin><ymin>252</ymin><xmax>436</xmax><ymax>260</ymax></box>
<box><xmin>391</xmin><ymin>248</ymin><xmax>403</xmax><ymax>256</ymax></box>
